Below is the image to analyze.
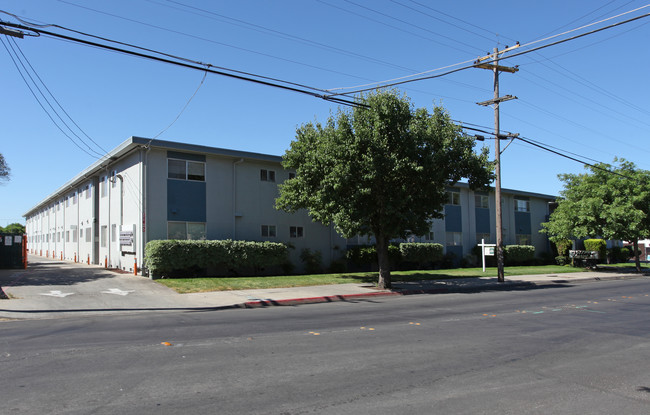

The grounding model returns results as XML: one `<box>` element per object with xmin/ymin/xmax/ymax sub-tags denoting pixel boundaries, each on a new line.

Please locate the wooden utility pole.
<box><xmin>476</xmin><ymin>45</ymin><xmax>519</xmax><ymax>282</ymax></box>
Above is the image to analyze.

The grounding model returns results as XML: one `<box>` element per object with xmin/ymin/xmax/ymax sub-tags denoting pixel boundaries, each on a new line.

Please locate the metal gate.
<box><xmin>0</xmin><ymin>234</ymin><xmax>27</xmax><ymax>269</ymax></box>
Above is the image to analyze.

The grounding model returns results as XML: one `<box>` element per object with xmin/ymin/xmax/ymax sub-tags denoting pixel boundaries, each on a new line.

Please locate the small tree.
<box><xmin>542</xmin><ymin>159</ymin><xmax>650</xmax><ymax>272</ymax></box>
<box><xmin>276</xmin><ymin>90</ymin><xmax>493</xmax><ymax>288</ymax></box>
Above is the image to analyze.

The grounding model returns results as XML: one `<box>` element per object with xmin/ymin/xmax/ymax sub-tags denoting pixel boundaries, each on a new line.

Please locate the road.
<box><xmin>2</xmin><ymin>278</ymin><xmax>650</xmax><ymax>414</ymax></box>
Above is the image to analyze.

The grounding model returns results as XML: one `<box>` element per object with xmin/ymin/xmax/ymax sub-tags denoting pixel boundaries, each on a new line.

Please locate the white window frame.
<box><xmin>261</xmin><ymin>169</ymin><xmax>276</xmax><ymax>182</ymax></box>
<box><xmin>289</xmin><ymin>226</ymin><xmax>304</xmax><ymax>238</ymax></box>
<box><xmin>446</xmin><ymin>232</ymin><xmax>462</xmax><ymax>246</ymax></box>
<box><xmin>515</xmin><ymin>199</ymin><xmax>530</xmax><ymax>212</ymax></box>
<box><xmin>447</xmin><ymin>191</ymin><xmax>460</xmax><ymax>205</ymax></box>
<box><xmin>261</xmin><ymin>225</ymin><xmax>277</xmax><ymax>238</ymax></box>
<box><xmin>475</xmin><ymin>194</ymin><xmax>489</xmax><ymax>209</ymax></box>
<box><xmin>168</xmin><ymin>158</ymin><xmax>206</xmax><ymax>182</ymax></box>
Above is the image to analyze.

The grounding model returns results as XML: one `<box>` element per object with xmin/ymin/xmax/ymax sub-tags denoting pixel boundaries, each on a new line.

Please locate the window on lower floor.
<box><xmin>516</xmin><ymin>234</ymin><xmax>531</xmax><ymax>245</ymax></box>
<box><xmin>101</xmin><ymin>226</ymin><xmax>108</xmax><ymax>248</ymax></box>
<box><xmin>476</xmin><ymin>233</ymin><xmax>491</xmax><ymax>244</ymax></box>
<box><xmin>168</xmin><ymin>222</ymin><xmax>207</xmax><ymax>240</ymax></box>
<box><xmin>261</xmin><ymin>225</ymin><xmax>276</xmax><ymax>238</ymax></box>
<box><xmin>446</xmin><ymin>232</ymin><xmax>462</xmax><ymax>246</ymax></box>
<box><xmin>289</xmin><ymin>226</ymin><xmax>304</xmax><ymax>238</ymax></box>
<box><xmin>425</xmin><ymin>231</ymin><xmax>434</xmax><ymax>241</ymax></box>
<box><xmin>85</xmin><ymin>227</ymin><xmax>92</xmax><ymax>243</ymax></box>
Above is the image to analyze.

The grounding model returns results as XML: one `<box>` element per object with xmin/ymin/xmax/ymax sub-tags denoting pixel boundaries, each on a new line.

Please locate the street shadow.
<box><xmin>392</xmin><ymin>280</ymin><xmax>574</xmax><ymax>295</ymax></box>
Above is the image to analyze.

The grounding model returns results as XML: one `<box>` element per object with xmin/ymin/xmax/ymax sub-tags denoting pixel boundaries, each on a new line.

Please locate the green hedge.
<box><xmin>145</xmin><ymin>239</ymin><xmax>288</xmax><ymax>278</ymax></box>
<box><xmin>345</xmin><ymin>244</ymin><xmax>401</xmax><ymax>267</ymax></box>
<box><xmin>399</xmin><ymin>243</ymin><xmax>443</xmax><ymax>264</ymax></box>
<box><xmin>504</xmin><ymin>245</ymin><xmax>535</xmax><ymax>265</ymax></box>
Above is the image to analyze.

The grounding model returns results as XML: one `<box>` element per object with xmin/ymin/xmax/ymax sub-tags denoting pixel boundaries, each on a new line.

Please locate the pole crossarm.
<box><xmin>475</xmin><ymin>63</ymin><xmax>519</xmax><ymax>73</ymax></box>
<box><xmin>476</xmin><ymin>95</ymin><xmax>518</xmax><ymax>106</ymax></box>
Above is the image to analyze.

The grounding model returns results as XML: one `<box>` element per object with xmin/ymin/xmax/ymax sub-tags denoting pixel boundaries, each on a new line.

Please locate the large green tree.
<box><xmin>1</xmin><ymin>223</ymin><xmax>25</xmax><ymax>235</ymax></box>
<box><xmin>542</xmin><ymin>159</ymin><xmax>650</xmax><ymax>271</ymax></box>
<box><xmin>276</xmin><ymin>90</ymin><xmax>494</xmax><ymax>288</ymax></box>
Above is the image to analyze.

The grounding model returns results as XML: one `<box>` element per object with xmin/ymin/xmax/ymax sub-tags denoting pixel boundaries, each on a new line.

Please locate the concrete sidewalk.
<box><xmin>1</xmin><ymin>256</ymin><xmax>648</xmax><ymax>320</ymax></box>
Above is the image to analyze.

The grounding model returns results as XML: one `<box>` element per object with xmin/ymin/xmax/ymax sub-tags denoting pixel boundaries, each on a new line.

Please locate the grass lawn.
<box><xmin>155</xmin><ymin>265</ymin><xmax>586</xmax><ymax>294</ymax></box>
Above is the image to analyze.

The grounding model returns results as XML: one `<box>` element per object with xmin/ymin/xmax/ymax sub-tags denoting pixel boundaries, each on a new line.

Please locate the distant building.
<box><xmin>24</xmin><ymin>137</ymin><xmax>556</xmax><ymax>274</ymax></box>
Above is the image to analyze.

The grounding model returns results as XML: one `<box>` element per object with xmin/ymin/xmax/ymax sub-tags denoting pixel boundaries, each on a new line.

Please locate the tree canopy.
<box><xmin>276</xmin><ymin>90</ymin><xmax>494</xmax><ymax>288</ymax></box>
<box><xmin>0</xmin><ymin>223</ymin><xmax>25</xmax><ymax>235</ymax></box>
<box><xmin>541</xmin><ymin>159</ymin><xmax>650</xmax><ymax>271</ymax></box>
<box><xmin>0</xmin><ymin>153</ymin><xmax>9</xmax><ymax>183</ymax></box>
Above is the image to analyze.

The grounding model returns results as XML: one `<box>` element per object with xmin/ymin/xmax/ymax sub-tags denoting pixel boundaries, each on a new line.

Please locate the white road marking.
<box><xmin>101</xmin><ymin>288</ymin><xmax>135</xmax><ymax>296</ymax></box>
<box><xmin>40</xmin><ymin>290</ymin><xmax>74</xmax><ymax>298</ymax></box>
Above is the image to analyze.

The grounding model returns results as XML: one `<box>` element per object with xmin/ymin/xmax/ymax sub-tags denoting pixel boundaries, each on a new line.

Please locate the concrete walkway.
<box><xmin>0</xmin><ymin>256</ymin><xmax>647</xmax><ymax>320</ymax></box>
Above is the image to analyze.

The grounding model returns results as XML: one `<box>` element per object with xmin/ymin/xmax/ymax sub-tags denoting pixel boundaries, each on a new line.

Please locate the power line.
<box><xmin>1</xmin><ymin>35</ymin><xmax>105</xmax><ymax>159</ymax></box>
<box><xmin>0</xmin><ymin>20</ymin><xmax>362</xmax><ymax>107</ymax></box>
<box><xmin>326</xmin><ymin>6</ymin><xmax>650</xmax><ymax>96</ymax></box>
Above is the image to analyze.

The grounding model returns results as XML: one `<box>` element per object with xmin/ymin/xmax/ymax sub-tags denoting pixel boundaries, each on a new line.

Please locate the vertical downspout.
<box><xmin>107</xmin><ymin>170</ymin><xmax>112</xmax><ymax>267</ymax></box>
<box><xmin>232</xmin><ymin>158</ymin><xmax>244</xmax><ymax>239</ymax></box>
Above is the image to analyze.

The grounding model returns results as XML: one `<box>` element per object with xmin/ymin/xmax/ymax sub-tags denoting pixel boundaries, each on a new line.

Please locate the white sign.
<box><xmin>120</xmin><ymin>231</ymin><xmax>134</xmax><ymax>246</ymax></box>
<box><xmin>484</xmin><ymin>246</ymin><xmax>495</xmax><ymax>256</ymax></box>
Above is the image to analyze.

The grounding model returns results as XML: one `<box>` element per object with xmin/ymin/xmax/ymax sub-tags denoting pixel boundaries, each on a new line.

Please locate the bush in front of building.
<box><xmin>299</xmin><ymin>248</ymin><xmax>323</xmax><ymax>274</ymax></box>
<box><xmin>345</xmin><ymin>244</ymin><xmax>401</xmax><ymax>271</ymax></box>
<box><xmin>607</xmin><ymin>246</ymin><xmax>631</xmax><ymax>264</ymax></box>
<box><xmin>504</xmin><ymin>245</ymin><xmax>535</xmax><ymax>265</ymax></box>
<box><xmin>399</xmin><ymin>243</ymin><xmax>443</xmax><ymax>269</ymax></box>
<box><xmin>583</xmin><ymin>239</ymin><xmax>606</xmax><ymax>263</ymax></box>
<box><xmin>145</xmin><ymin>239</ymin><xmax>288</xmax><ymax>278</ymax></box>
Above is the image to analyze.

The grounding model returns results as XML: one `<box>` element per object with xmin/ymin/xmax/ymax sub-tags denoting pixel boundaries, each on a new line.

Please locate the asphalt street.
<box><xmin>2</xmin><ymin>278</ymin><xmax>650</xmax><ymax>414</ymax></box>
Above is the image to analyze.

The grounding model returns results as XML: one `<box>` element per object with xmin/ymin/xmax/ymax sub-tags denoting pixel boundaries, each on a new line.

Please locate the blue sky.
<box><xmin>2</xmin><ymin>0</ymin><xmax>649</xmax><ymax>226</ymax></box>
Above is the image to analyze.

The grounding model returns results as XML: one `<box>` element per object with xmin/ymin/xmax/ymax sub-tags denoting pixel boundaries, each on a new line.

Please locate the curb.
<box><xmin>241</xmin><ymin>274</ymin><xmax>649</xmax><ymax>309</ymax></box>
<box><xmin>243</xmin><ymin>291</ymin><xmax>402</xmax><ymax>308</ymax></box>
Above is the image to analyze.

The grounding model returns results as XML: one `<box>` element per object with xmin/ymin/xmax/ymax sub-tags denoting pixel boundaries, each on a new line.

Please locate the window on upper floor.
<box><xmin>515</xmin><ymin>199</ymin><xmax>530</xmax><ymax>212</ymax></box>
<box><xmin>168</xmin><ymin>159</ymin><xmax>205</xmax><ymax>181</ymax></box>
<box><xmin>261</xmin><ymin>169</ymin><xmax>276</xmax><ymax>182</ymax></box>
<box><xmin>475</xmin><ymin>194</ymin><xmax>489</xmax><ymax>209</ymax></box>
<box><xmin>447</xmin><ymin>191</ymin><xmax>460</xmax><ymax>205</ymax></box>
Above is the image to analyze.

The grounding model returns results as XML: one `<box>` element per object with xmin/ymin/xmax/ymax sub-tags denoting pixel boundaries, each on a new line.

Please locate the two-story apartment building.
<box><xmin>24</xmin><ymin>137</ymin><xmax>556</xmax><ymax>274</ymax></box>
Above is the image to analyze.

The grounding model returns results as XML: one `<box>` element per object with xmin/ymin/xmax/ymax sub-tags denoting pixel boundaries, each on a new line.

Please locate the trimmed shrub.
<box><xmin>145</xmin><ymin>239</ymin><xmax>288</xmax><ymax>278</ymax></box>
<box><xmin>555</xmin><ymin>255</ymin><xmax>570</xmax><ymax>266</ymax></box>
<box><xmin>399</xmin><ymin>243</ymin><xmax>443</xmax><ymax>267</ymax></box>
<box><xmin>345</xmin><ymin>244</ymin><xmax>401</xmax><ymax>269</ymax></box>
<box><xmin>504</xmin><ymin>245</ymin><xmax>535</xmax><ymax>265</ymax></box>
<box><xmin>584</xmin><ymin>239</ymin><xmax>606</xmax><ymax>263</ymax></box>
<box><xmin>554</xmin><ymin>239</ymin><xmax>572</xmax><ymax>257</ymax></box>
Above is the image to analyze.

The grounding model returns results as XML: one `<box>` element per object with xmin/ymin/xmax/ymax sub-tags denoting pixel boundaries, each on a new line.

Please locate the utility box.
<box><xmin>0</xmin><ymin>234</ymin><xmax>27</xmax><ymax>269</ymax></box>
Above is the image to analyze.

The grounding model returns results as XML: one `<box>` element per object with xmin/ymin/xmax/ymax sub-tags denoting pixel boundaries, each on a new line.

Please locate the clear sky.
<box><xmin>1</xmin><ymin>0</ymin><xmax>649</xmax><ymax>227</ymax></box>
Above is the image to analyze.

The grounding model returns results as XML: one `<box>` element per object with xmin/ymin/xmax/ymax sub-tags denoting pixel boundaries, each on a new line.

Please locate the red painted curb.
<box><xmin>244</xmin><ymin>291</ymin><xmax>402</xmax><ymax>308</ymax></box>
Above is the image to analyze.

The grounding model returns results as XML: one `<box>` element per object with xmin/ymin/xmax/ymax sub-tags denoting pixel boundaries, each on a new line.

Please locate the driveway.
<box><xmin>0</xmin><ymin>255</ymin><xmax>212</xmax><ymax>319</ymax></box>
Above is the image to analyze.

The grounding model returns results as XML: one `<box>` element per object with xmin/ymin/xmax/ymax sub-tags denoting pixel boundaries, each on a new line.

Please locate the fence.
<box><xmin>0</xmin><ymin>234</ymin><xmax>27</xmax><ymax>269</ymax></box>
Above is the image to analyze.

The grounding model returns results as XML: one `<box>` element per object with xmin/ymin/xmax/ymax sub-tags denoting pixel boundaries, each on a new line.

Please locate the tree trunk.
<box><xmin>634</xmin><ymin>240</ymin><xmax>641</xmax><ymax>272</ymax></box>
<box><xmin>376</xmin><ymin>235</ymin><xmax>392</xmax><ymax>289</ymax></box>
